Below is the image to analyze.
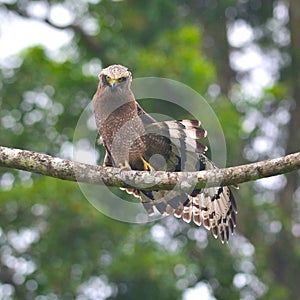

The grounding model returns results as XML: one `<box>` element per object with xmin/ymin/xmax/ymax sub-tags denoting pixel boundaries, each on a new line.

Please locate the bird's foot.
<box><xmin>140</xmin><ymin>156</ymin><xmax>155</xmax><ymax>172</ymax></box>
<box><xmin>119</xmin><ymin>161</ymin><xmax>131</xmax><ymax>171</ymax></box>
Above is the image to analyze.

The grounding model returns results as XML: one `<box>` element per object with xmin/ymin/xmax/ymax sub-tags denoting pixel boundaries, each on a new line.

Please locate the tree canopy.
<box><xmin>0</xmin><ymin>0</ymin><xmax>300</xmax><ymax>299</ymax></box>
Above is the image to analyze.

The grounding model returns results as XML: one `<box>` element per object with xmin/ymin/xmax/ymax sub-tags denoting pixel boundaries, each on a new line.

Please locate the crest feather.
<box><xmin>99</xmin><ymin>64</ymin><xmax>131</xmax><ymax>80</ymax></box>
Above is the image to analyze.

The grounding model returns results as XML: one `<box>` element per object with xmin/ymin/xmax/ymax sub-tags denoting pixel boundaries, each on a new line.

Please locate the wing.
<box><xmin>141</xmin><ymin>118</ymin><xmax>237</xmax><ymax>243</ymax></box>
<box><xmin>136</xmin><ymin>102</ymin><xmax>157</xmax><ymax>125</ymax></box>
<box><xmin>138</xmin><ymin>153</ymin><xmax>237</xmax><ymax>243</ymax></box>
<box><xmin>102</xmin><ymin>104</ymin><xmax>238</xmax><ymax>243</ymax></box>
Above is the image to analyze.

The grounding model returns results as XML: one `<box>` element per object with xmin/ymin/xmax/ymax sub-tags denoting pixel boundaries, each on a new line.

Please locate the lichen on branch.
<box><xmin>0</xmin><ymin>146</ymin><xmax>300</xmax><ymax>191</ymax></box>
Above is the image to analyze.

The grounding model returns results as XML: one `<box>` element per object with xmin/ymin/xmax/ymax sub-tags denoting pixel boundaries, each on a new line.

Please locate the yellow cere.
<box><xmin>106</xmin><ymin>76</ymin><xmax>122</xmax><ymax>87</ymax></box>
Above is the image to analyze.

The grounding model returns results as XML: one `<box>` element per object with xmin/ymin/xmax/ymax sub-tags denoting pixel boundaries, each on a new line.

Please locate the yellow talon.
<box><xmin>119</xmin><ymin>161</ymin><xmax>131</xmax><ymax>170</ymax></box>
<box><xmin>141</xmin><ymin>156</ymin><xmax>155</xmax><ymax>172</ymax></box>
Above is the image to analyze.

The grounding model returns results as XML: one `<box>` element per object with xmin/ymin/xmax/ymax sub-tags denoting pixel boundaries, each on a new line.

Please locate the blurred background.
<box><xmin>0</xmin><ymin>0</ymin><xmax>300</xmax><ymax>299</ymax></box>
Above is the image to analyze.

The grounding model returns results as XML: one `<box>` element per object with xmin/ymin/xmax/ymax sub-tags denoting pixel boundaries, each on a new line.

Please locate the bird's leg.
<box><xmin>119</xmin><ymin>160</ymin><xmax>131</xmax><ymax>170</ymax></box>
<box><xmin>140</xmin><ymin>156</ymin><xmax>155</xmax><ymax>172</ymax></box>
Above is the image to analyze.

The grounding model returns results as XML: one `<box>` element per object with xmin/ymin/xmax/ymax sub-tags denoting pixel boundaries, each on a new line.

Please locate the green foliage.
<box><xmin>0</xmin><ymin>177</ymin><xmax>238</xmax><ymax>299</ymax></box>
<box><xmin>134</xmin><ymin>26</ymin><xmax>215</xmax><ymax>90</ymax></box>
<box><xmin>1</xmin><ymin>0</ymin><xmax>300</xmax><ymax>299</ymax></box>
<box><xmin>0</xmin><ymin>47</ymin><xmax>96</xmax><ymax>154</ymax></box>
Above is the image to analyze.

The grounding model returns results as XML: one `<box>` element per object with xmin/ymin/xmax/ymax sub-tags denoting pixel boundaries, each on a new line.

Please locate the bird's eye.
<box><xmin>119</xmin><ymin>77</ymin><xmax>127</xmax><ymax>82</ymax></box>
<box><xmin>105</xmin><ymin>75</ymin><xmax>111</xmax><ymax>81</ymax></box>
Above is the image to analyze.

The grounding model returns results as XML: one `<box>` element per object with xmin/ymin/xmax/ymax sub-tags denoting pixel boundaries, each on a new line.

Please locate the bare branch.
<box><xmin>1</xmin><ymin>146</ymin><xmax>300</xmax><ymax>191</ymax></box>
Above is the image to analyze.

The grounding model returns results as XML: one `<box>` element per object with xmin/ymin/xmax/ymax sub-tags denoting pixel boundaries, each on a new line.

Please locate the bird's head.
<box><xmin>99</xmin><ymin>64</ymin><xmax>132</xmax><ymax>90</ymax></box>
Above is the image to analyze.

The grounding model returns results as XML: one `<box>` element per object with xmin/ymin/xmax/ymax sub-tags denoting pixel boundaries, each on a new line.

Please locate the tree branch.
<box><xmin>2</xmin><ymin>3</ymin><xmax>104</xmax><ymax>56</ymax></box>
<box><xmin>1</xmin><ymin>146</ymin><xmax>300</xmax><ymax>191</ymax></box>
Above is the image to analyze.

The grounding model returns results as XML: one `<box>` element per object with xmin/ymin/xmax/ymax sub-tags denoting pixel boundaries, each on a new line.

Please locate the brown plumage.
<box><xmin>93</xmin><ymin>64</ymin><xmax>238</xmax><ymax>243</ymax></box>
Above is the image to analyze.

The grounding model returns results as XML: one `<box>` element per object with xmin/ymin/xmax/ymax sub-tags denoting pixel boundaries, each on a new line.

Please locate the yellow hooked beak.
<box><xmin>108</xmin><ymin>78</ymin><xmax>117</xmax><ymax>87</ymax></box>
<box><xmin>106</xmin><ymin>76</ymin><xmax>122</xmax><ymax>87</ymax></box>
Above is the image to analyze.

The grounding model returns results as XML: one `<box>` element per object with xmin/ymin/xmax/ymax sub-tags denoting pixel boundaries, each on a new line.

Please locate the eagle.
<box><xmin>93</xmin><ymin>64</ymin><xmax>237</xmax><ymax>243</ymax></box>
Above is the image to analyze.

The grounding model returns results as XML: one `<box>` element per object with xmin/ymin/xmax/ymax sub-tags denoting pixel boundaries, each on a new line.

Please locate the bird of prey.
<box><xmin>93</xmin><ymin>64</ymin><xmax>237</xmax><ymax>243</ymax></box>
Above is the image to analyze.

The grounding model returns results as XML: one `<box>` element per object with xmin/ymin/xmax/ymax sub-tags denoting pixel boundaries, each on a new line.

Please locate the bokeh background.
<box><xmin>0</xmin><ymin>0</ymin><xmax>300</xmax><ymax>299</ymax></box>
